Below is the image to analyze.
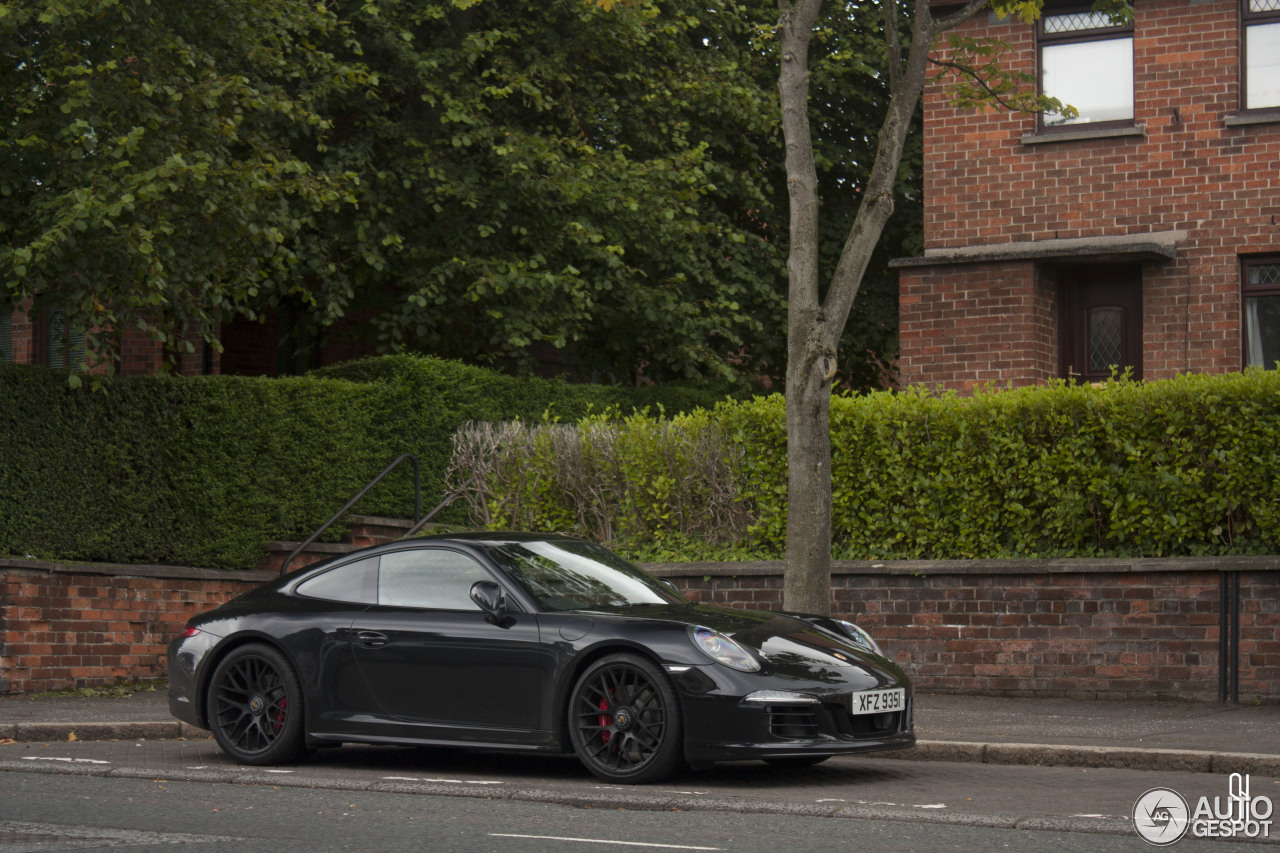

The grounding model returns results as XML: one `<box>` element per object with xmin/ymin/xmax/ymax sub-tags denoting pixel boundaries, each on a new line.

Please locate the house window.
<box><xmin>1039</xmin><ymin>5</ymin><xmax>1134</xmax><ymax>127</ymax></box>
<box><xmin>0</xmin><ymin>314</ymin><xmax>12</xmax><ymax>363</ymax></box>
<box><xmin>1244</xmin><ymin>258</ymin><xmax>1280</xmax><ymax>368</ymax></box>
<box><xmin>1244</xmin><ymin>0</ymin><xmax>1280</xmax><ymax>110</ymax></box>
<box><xmin>41</xmin><ymin>310</ymin><xmax>85</xmax><ymax>370</ymax></box>
<box><xmin>275</xmin><ymin>301</ymin><xmax>314</xmax><ymax>376</ymax></box>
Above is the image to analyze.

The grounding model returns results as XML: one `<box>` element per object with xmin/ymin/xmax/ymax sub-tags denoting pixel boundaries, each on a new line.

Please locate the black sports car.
<box><xmin>168</xmin><ymin>533</ymin><xmax>914</xmax><ymax>783</ymax></box>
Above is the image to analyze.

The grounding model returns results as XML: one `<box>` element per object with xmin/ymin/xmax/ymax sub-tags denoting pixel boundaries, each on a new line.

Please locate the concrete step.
<box><xmin>256</xmin><ymin>515</ymin><xmax>426</xmax><ymax>573</ymax></box>
<box><xmin>344</xmin><ymin>515</ymin><xmax>415</xmax><ymax>547</ymax></box>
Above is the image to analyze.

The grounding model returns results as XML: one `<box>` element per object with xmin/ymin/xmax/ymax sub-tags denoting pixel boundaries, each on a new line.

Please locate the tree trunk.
<box><xmin>784</xmin><ymin>350</ymin><xmax>834</xmax><ymax>614</ymax></box>
<box><xmin>778</xmin><ymin>0</ymin><xmax>831</xmax><ymax>614</ymax></box>
<box><xmin>774</xmin><ymin>0</ymin><xmax>983</xmax><ymax>615</ymax></box>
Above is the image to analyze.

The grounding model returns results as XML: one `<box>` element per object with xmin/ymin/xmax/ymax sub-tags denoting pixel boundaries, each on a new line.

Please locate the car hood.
<box><xmin>583</xmin><ymin>602</ymin><xmax>901</xmax><ymax>684</ymax></box>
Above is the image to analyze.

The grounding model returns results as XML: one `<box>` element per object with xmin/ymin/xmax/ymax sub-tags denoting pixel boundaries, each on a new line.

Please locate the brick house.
<box><xmin>0</xmin><ymin>302</ymin><xmax>374</xmax><ymax>377</ymax></box>
<box><xmin>894</xmin><ymin>0</ymin><xmax>1280</xmax><ymax>391</ymax></box>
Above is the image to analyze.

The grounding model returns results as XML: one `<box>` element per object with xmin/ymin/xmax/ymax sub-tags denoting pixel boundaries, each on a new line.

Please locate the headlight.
<box><xmin>838</xmin><ymin>620</ymin><xmax>884</xmax><ymax>657</ymax></box>
<box><xmin>690</xmin><ymin>626</ymin><xmax>760</xmax><ymax>672</ymax></box>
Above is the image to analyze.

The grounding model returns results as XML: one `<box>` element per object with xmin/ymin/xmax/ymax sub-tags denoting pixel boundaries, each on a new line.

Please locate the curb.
<box><xmin>877</xmin><ymin>738</ymin><xmax>1280</xmax><ymax>776</ymax></box>
<box><xmin>0</xmin><ymin>721</ymin><xmax>206</xmax><ymax>742</ymax></box>
<box><xmin>4</xmin><ymin>722</ymin><xmax>1278</xmax><ymax>776</ymax></box>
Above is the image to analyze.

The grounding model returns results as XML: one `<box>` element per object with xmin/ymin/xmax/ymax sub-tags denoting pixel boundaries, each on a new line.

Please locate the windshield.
<box><xmin>488</xmin><ymin>540</ymin><xmax>687</xmax><ymax>612</ymax></box>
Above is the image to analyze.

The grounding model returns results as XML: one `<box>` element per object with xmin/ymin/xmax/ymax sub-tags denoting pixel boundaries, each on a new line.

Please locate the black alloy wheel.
<box><xmin>568</xmin><ymin>653</ymin><xmax>683</xmax><ymax>784</ymax></box>
<box><xmin>207</xmin><ymin>643</ymin><xmax>305</xmax><ymax>766</ymax></box>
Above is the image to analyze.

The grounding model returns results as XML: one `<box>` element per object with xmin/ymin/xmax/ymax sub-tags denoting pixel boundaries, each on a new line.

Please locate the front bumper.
<box><xmin>668</xmin><ymin>660</ymin><xmax>916</xmax><ymax>763</ymax></box>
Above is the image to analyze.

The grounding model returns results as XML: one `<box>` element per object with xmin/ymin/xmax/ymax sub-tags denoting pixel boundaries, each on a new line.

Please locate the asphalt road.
<box><xmin>0</xmin><ymin>771</ymin><xmax>1272</xmax><ymax>853</ymax></box>
<box><xmin>1</xmin><ymin>738</ymin><xmax>1279</xmax><ymax>849</ymax></box>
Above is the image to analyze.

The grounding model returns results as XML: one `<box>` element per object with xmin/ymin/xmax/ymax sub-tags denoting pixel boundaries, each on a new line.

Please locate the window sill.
<box><xmin>1224</xmin><ymin>111</ymin><xmax>1280</xmax><ymax>127</ymax></box>
<box><xmin>1021</xmin><ymin>124</ymin><xmax>1145</xmax><ymax>145</ymax></box>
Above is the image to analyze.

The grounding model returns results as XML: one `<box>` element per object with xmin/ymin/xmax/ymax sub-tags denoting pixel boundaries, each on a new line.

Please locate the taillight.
<box><xmin>181</xmin><ymin>625</ymin><xmax>201</xmax><ymax>638</ymax></box>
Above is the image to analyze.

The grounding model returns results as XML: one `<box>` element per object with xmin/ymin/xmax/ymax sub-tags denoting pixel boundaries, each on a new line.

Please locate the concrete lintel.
<box><xmin>890</xmin><ymin>230</ymin><xmax>1184</xmax><ymax>270</ymax></box>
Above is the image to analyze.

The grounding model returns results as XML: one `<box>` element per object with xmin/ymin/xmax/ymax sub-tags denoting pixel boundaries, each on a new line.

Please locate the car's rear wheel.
<box><xmin>207</xmin><ymin>643</ymin><xmax>305</xmax><ymax>766</ymax></box>
<box><xmin>568</xmin><ymin>653</ymin><xmax>682</xmax><ymax>784</ymax></box>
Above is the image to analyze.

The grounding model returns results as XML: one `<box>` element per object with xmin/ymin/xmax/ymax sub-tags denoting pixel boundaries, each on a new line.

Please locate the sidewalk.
<box><xmin>3</xmin><ymin>689</ymin><xmax>1278</xmax><ymax>775</ymax></box>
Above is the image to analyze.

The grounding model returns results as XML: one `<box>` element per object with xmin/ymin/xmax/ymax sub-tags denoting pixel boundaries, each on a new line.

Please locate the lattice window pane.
<box><xmin>1251</xmin><ymin>263</ymin><xmax>1280</xmax><ymax>286</ymax></box>
<box><xmin>1251</xmin><ymin>0</ymin><xmax>1280</xmax><ymax>13</ymax></box>
<box><xmin>1044</xmin><ymin>11</ymin><xmax>1119</xmax><ymax>33</ymax></box>
<box><xmin>1089</xmin><ymin>308</ymin><xmax>1124</xmax><ymax>372</ymax></box>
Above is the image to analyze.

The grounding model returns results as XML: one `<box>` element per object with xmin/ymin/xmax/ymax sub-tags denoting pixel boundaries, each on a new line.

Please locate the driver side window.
<box><xmin>378</xmin><ymin>548</ymin><xmax>490</xmax><ymax>610</ymax></box>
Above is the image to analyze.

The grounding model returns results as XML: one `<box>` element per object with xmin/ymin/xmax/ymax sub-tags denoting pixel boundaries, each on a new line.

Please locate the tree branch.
<box><xmin>932</xmin><ymin>0</ymin><xmax>990</xmax><ymax>36</ymax></box>
<box><xmin>885</xmin><ymin>0</ymin><xmax>902</xmax><ymax>93</ymax></box>
<box><xmin>928</xmin><ymin>54</ymin><xmax>1034</xmax><ymax>113</ymax></box>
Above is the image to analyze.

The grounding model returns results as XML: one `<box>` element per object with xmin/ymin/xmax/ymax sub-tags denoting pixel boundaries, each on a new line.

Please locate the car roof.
<box><xmin>284</xmin><ymin>531</ymin><xmax>583</xmax><ymax>579</ymax></box>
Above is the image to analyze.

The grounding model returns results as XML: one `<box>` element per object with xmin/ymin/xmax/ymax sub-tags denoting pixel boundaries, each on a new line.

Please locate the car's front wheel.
<box><xmin>568</xmin><ymin>653</ymin><xmax>683</xmax><ymax>784</ymax></box>
<box><xmin>206</xmin><ymin>643</ymin><xmax>305</xmax><ymax>766</ymax></box>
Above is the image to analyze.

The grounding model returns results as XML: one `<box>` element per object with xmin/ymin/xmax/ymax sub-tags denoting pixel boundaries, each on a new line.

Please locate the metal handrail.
<box><xmin>402</xmin><ymin>472</ymin><xmax>477</xmax><ymax>538</ymax></box>
<box><xmin>279</xmin><ymin>453</ymin><xmax>421</xmax><ymax>575</ymax></box>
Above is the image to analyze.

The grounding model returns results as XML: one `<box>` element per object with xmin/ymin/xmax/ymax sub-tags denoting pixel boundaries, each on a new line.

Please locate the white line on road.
<box><xmin>20</xmin><ymin>756</ymin><xmax>109</xmax><ymax>765</ymax></box>
<box><xmin>491</xmin><ymin>834</ymin><xmax>721</xmax><ymax>850</ymax></box>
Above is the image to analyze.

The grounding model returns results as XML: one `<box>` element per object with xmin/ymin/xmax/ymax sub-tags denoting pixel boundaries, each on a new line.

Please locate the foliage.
<box><xmin>0</xmin><ymin>0</ymin><xmax>366</xmax><ymax>370</ymax></box>
<box><xmin>0</xmin><ymin>356</ymin><xmax>734</xmax><ymax>569</ymax></box>
<box><xmin>298</xmin><ymin>0</ymin><xmax>789</xmax><ymax>384</ymax></box>
<box><xmin>448</xmin><ymin>408</ymin><xmax>755</xmax><ymax>551</ymax></box>
<box><xmin>456</xmin><ymin>371</ymin><xmax>1280</xmax><ymax>561</ymax></box>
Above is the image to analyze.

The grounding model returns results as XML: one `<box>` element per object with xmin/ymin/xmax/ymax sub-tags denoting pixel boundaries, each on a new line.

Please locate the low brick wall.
<box><xmin>0</xmin><ymin>559</ymin><xmax>272</xmax><ymax>694</ymax></box>
<box><xmin>2</xmin><ymin>555</ymin><xmax>1277</xmax><ymax>702</ymax></box>
<box><xmin>648</xmin><ymin>557</ymin><xmax>1280</xmax><ymax>703</ymax></box>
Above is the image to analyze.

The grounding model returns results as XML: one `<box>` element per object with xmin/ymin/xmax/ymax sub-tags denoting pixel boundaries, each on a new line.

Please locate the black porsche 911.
<box><xmin>168</xmin><ymin>533</ymin><xmax>914</xmax><ymax>783</ymax></box>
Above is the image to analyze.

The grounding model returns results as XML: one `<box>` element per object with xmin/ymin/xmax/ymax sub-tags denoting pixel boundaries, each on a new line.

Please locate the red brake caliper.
<box><xmin>273</xmin><ymin>697</ymin><xmax>287</xmax><ymax>731</ymax></box>
<box><xmin>598</xmin><ymin>695</ymin><xmax>611</xmax><ymax>744</ymax></box>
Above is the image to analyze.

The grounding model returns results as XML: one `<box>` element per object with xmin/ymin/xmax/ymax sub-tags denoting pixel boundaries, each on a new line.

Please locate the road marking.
<box><xmin>20</xmin><ymin>756</ymin><xmax>109</xmax><ymax>765</ymax></box>
<box><xmin>491</xmin><ymin>834</ymin><xmax>721</xmax><ymax>850</ymax></box>
<box><xmin>0</xmin><ymin>819</ymin><xmax>238</xmax><ymax>846</ymax></box>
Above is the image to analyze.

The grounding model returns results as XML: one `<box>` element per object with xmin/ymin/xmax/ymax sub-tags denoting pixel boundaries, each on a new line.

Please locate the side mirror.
<box><xmin>470</xmin><ymin>580</ymin><xmax>508</xmax><ymax>624</ymax></box>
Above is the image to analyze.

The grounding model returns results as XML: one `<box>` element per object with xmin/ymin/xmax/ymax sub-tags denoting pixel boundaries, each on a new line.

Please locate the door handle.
<box><xmin>356</xmin><ymin>630</ymin><xmax>388</xmax><ymax>648</ymax></box>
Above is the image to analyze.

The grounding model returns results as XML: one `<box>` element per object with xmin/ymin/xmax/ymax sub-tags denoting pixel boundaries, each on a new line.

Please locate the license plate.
<box><xmin>851</xmin><ymin>688</ymin><xmax>904</xmax><ymax>715</ymax></box>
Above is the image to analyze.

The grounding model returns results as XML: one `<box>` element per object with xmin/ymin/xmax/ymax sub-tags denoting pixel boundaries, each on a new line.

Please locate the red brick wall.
<box><xmin>0</xmin><ymin>562</ymin><xmax>268</xmax><ymax>694</ymax></box>
<box><xmin>904</xmin><ymin>0</ymin><xmax>1280</xmax><ymax>389</ymax></box>
<box><xmin>898</xmin><ymin>262</ymin><xmax>1057</xmax><ymax>389</ymax></box>
<box><xmin>655</xmin><ymin>559</ymin><xmax>1280</xmax><ymax>703</ymax></box>
<box><xmin>4</xmin><ymin>557</ymin><xmax>1276</xmax><ymax>702</ymax></box>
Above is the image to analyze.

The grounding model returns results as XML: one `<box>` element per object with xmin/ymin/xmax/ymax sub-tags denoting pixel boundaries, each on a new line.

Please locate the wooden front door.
<box><xmin>1059</xmin><ymin>264</ymin><xmax>1143</xmax><ymax>381</ymax></box>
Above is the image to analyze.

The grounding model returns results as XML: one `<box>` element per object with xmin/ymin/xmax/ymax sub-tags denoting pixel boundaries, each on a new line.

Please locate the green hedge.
<box><xmin>464</xmin><ymin>370</ymin><xmax>1280</xmax><ymax>560</ymax></box>
<box><xmin>728</xmin><ymin>371</ymin><xmax>1280</xmax><ymax>558</ymax></box>
<box><xmin>0</xmin><ymin>356</ymin><xmax>734</xmax><ymax>569</ymax></box>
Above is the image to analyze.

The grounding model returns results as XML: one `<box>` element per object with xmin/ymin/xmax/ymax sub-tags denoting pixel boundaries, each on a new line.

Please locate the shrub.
<box><xmin>0</xmin><ymin>356</ymin><xmax>735</xmax><ymax>569</ymax></box>
<box><xmin>455</xmin><ymin>371</ymin><xmax>1280</xmax><ymax>560</ymax></box>
<box><xmin>448</xmin><ymin>409</ymin><xmax>754</xmax><ymax>554</ymax></box>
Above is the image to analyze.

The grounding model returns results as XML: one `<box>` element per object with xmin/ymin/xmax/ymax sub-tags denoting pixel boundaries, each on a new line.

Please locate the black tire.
<box><xmin>206</xmin><ymin>643</ymin><xmax>306</xmax><ymax>766</ymax></box>
<box><xmin>567</xmin><ymin>653</ymin><xmax>683</xmax><ymax>784</ymax></box>
<box><xmin>764</xmin><ymin>755</ymin><xmax>832</xmax><ymax>768</ymax></box>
